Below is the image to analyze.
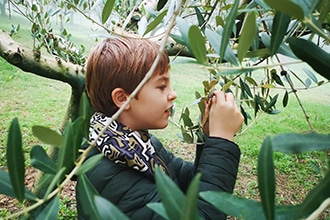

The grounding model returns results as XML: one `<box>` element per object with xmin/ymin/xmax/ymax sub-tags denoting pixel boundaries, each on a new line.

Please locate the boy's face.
<box><xmin>123</xmin><ymin>70</ymin><xmax>177</xmax><ymax>130</ymax></box>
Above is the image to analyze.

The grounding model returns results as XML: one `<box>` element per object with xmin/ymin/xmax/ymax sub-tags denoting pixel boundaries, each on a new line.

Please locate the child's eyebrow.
<box><xmin>154</xmin><ymin>75</ymin><xmax>169</xmax><ymax>82</ymax></box>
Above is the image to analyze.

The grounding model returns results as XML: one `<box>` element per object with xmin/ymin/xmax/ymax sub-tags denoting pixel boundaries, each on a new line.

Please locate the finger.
<box><xmin>225</xmin><ymin>92</ymin><xmax>235</xmax><ymax>103</ymax></box>
<box><xmin>212</xmin><ymin>91</ymin><xmax>225</xmax><ymax>105</ymax></box>
<box><xmin>203</xmin><ymin>99</ymin><xmax>211</xmax><ymax>115</ymax></box>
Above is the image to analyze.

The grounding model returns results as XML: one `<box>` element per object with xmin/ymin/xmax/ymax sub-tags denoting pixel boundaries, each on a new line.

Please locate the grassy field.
<box><xmin>1</xmin><ymin>14</ymin><xmax>330</xmax><ymax>218</ymax></box>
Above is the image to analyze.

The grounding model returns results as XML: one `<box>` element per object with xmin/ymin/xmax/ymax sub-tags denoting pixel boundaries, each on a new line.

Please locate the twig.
<box><xmin>274</xmin><ymin>55</ymin><xmax>315</xmax><ymax>131</ymax></box>
<box><xmin>238</xmin><ymin>111</ymin><xmax>263</xmax><ymax>135</ymax></box>
<box><xmin>306</xmin><ymin>198</ymin><xmax>330</xmax><ymax>220</ymax></box>
<box><xmin>257</xmin><ymin>9</ymin><xmax>315</xmax><ymax>131</ymax></box>
<box><xmin>210</xmin><ymin>60</ymin><xmax>303</xmax><ymax>71</ymax></box>
<box><xmin>64</xmin><ymin>0</ymin><xmax>123</xmax><ymax>38</ymax></box>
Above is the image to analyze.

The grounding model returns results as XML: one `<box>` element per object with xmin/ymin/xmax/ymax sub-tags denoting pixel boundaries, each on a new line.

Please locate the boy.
<box><xmin>77</xmin><ymin>37</ymin><xmax>244</xmax><ymax>219</ymax></box>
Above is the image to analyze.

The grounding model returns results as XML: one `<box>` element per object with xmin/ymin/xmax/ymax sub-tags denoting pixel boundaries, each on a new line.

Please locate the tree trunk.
<box><xmin>0</xmin><ymin>0</ymin><xmax>7</xmax><ymax>17</ymax></box>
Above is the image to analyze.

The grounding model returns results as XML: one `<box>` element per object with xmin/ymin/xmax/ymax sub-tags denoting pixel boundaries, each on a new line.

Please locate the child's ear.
<box><xmin>112</xmin><ymin>88</ymin><xmax>130</xmax><ymax>110</ymax></box>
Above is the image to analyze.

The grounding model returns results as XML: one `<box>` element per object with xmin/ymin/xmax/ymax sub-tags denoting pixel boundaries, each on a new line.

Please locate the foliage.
<box><xmin>0</xmin><ymin>92</ymin><xmax>91</xmax><ymax>219</ymax></box>
<box><xmin>0</xmin><ymin>0</ymin><xmax>329</xmax><ymax>219</ymax></box>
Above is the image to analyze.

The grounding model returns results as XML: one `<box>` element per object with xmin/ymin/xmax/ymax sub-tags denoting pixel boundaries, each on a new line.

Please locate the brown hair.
<box><xmin>85</xmin><ymin>37</ymin><xmax>170</xmax><ymax>116</ymax></box>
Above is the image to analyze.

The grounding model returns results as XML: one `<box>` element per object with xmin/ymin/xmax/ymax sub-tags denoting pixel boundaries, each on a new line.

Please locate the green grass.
<box><xmin>0</xmin><ymin>57</ymin><xmax>71</xmax><ymax>167</ymax></box>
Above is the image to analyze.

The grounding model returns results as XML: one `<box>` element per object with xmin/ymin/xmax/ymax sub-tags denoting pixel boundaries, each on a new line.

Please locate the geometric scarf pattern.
<box><xmin>89</xmin><ymin>112</ymin><xmax>165</xmax><ymax>179</ymax></box>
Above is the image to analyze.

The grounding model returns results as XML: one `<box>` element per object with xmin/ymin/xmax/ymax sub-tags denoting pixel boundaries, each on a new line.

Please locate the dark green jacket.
<box><xmin>76</xmin><ymin>136</ymin><xmax>240</xmax><ymax>220</ymax></box>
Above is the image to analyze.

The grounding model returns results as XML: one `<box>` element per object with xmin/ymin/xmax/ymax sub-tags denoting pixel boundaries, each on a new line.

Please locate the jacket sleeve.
<box><xmin>153</xmin><ymin>136</ymin><xmax>241</xmax><ymax>220</ymax></box>
<box><xmin>155</xmin><ymin>136</ymin><xmax>241</xmax><ymax>220</ymax></box>
<box><xmin>195</xmin><ymin>136</ymin><xmax>241</xmax><ymax>219</ymax></box>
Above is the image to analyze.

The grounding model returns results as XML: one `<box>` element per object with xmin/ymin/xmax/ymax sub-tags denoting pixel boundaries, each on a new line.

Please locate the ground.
<box><xmin>0</xmin><ymin>167</ymin><xmax>77</xmax><ymax>218</ymax></box>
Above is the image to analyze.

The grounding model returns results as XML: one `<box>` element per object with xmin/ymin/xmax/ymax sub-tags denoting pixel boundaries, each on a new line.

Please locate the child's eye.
<box><xmin>158</xmin><ymin>85</ymin><xmax>167</xmax><ymax>90</ymax></box>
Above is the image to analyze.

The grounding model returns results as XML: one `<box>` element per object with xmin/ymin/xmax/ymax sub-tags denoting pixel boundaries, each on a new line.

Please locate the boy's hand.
<box><xmin>205</xmin><ymin>91</ymin><xmax>243</xmax><ymax>141</ymax></box>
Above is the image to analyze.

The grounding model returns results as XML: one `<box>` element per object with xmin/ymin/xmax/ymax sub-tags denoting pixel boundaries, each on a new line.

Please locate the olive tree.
<box><xmin>0</xmin><ymin>0</ymin><xmax>329</xmax><ymax>219</ymax></box>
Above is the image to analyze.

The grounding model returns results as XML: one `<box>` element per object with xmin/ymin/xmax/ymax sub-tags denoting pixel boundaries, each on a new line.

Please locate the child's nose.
<box><xmin>169</xmin><ymin>88</ymin><xmax>177</xmax><ymax>100</ymax></box>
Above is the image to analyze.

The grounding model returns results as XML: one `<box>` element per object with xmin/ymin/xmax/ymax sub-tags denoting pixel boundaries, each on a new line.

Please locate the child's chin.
<box><xmin>152</xmin><ymin>122</ymin><xmax>168</xmax><ymax>130</ymax></box>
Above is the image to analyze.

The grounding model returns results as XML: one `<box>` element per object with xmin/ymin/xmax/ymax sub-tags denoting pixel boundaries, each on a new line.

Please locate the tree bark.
<box><xmin>0</xmin><ymin>31</ymin><xmax>85</xmax><ymax>90</ymax></box>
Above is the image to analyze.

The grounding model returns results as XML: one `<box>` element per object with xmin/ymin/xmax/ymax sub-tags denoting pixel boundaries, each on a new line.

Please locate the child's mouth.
<box><xmin>165</xmin><ymin>107</ymin><xmax>173</xmax><ymax>116</ymax></box>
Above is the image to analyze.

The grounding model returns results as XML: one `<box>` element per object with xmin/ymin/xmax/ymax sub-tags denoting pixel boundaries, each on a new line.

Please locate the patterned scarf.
<box><xmin>89</xmin><ymin>112</ymin><xmax>165</xmax><ymax>179</ymax></box>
